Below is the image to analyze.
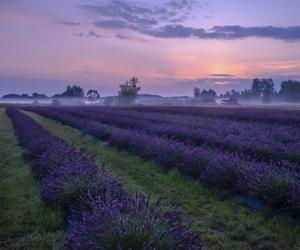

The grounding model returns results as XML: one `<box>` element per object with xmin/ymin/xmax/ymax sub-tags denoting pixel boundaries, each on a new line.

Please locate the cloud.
<box><xmin>167</xmin><ymin>0</ymin><xmax>198</xmax><ymax>10</ymax></box>
<box><xmin>116</xmin><ymin>34</ymin><xmax>128</xmax><ymax>39</ymax></box>
<box><xmin>145</xmin><ymin>24</ymin><xmax>196</xmax><ymax>38</ymax></box>
<box><xmin>73</xmin><ymin>32</ymin><xmax>84</xmax><ymax>38</ymax></box>
<box><xmin>73</xmin><ymin>31</ymin><xmax>102</xmax><ymax>39</ymax></box>
<box><xmin>87</xmin><ymin>30</ymin><xmax>102</xmax><ymax>38</ymax></box>
<box><xmin>94</xmin><ymin>19</ymin><xmax>130</xmax><ymax>29</ymax></box>
<box><xmin>80</xmin><ymin>0</ymin><xmax>205</xmax><ymax>28</ymax></box>
<box><xmin>210</xmin><ymin>25</ymin><xmax>300</xmax><ymax>41</ymax></box>
<box><xmin>179</xmin><ymin>77</ymin><xmax>249</xmax><ymax>86</ymax></box>
<box><xmin>79</xmin><ymin>1</ymin><xmax>300</xmax><ymax>42</ymax></box>
<box><xmin>81</xmin><ymin>2</ymin><xmax>156</xmax><ymax>29</ymax></box>
<box><xmin>93</xmin><ymin>19</ymin><xmax>300</xmax><ymax>42</ymax></box>
<box><xmin>209</xmin><ymin>74</ymin><xmax>235</xmax><ymax>77</ymax></box>
<box><xmin>58</xmin><ymin>21</ymin><xmax>80</xmax><ymax>26</ymax></box>
<box><xmin>115</xmin><ymin>34</ymin><xmax>153</xmax><ymax>43</ymax></box>
<box><xmin>143</xmin><ymin>24</ymin><xmax>300</xmax><ymax>41</ymax></box>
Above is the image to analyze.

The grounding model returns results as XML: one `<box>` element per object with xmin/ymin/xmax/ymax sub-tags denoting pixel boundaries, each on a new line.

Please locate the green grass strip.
<box><xmin>0</xmin><ymin>109</ymin><xmax>63</xmax><ymax>250</ymax></box>
<box><xmin>27</xmin><ymin>110</ymin><xmax>300</xmax><ymax>250</ymax></box>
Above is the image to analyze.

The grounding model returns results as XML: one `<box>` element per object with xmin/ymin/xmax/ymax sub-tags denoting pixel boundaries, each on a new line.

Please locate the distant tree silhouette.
<box><xmin>262</xmin><ymin>79</ymin><xmax>274</xmax><ymax>103</ymax></box>
<box><xmin>201</xmin><ymin>90</ymin><xmax>208</xmax><ymax>97</ymax></box>
<box><xmin>20</xmin><ymin>94</ymin><xmax>31</xmax><ymax>99</ymax></box>
<box><xmin>240</xmin><ymin>89</ymin><xmax>253</xmax><ymax>99</ymax></box>
<box><xmin>279</xmin><ymin>80</ymin><xmax>300</xmax><ymax>102</ymax></box>
<box><xmin>32</xmin><ymin>93</ymin><xmax>48</xmax><ymax>99</ymax></box>
<box><xmin>2</xmin><ymin>93</ymin><xmax>48</xmax><ymax>99</ymax></box>
<box><xmin>193</xmin><ymin>88</ymin><xmax>217</xmax><ymax>103</ymax></box>
<box><xmin>251</xmin><ymin>78</ymin><xmax>274</xmax><ymax>103</ymax></box>
<box><xmin>118</xmin><ymin>77</ymin><xmax>141</xmax><ymax>105</ymax></box>
<box><xmin>193</xmin><ymin>88</ymin><xmax>217</xmax><ymax>99</ymax></box>
<box><xmin>229</xmin><ymin>89</ymin><xmax>239</xmax><ymax>98</ymax></box>
<box><xmin>194</xmin><ymin>87</ymin><xmax>201</xmax><ymax>98</ymax></box>
<box><xmin>54</xmin><ymin>85</ymin><xmax>84</xmax><ymax>98</ymax></box>
<box><xmin>87</xmin><ymin>89</ymin><xmax>100</xmax><ymax>100</ymax></box>
<box><xmin>1</xmin><ymin>94</ymin><xmax>22</xmax><ymax>99</ymax></box>
<box><xmin>2</xmin><ymin>94</ymin><xmax>32</xmax><ymax>99</ymax></box>
<box><xmin>207</xmin><ymin>89</ymin><xmax>217</xmax><ymax>98</ymax></box>
<box><xmin>252</xmin><ymin>78</ymin><xmax>264</xmax><ymax>97</ymax></box>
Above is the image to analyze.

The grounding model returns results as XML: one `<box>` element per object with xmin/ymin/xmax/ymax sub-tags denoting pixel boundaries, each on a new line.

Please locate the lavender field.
<box><xmin>1</xmin><ymin>105</ymin><xmax>300</xmax><ymax>249</ymax></box>
<box><xmin>2</xmin><ymin>0</ymin><xmax>300</xmax><ymax>248</ymax></box>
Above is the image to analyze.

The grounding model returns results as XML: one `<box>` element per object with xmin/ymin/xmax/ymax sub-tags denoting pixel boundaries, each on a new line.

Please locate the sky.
<box><xmin>0</xmin><ymin>0</ymin><xmax>300</xmax><ymax>96</ymax></box>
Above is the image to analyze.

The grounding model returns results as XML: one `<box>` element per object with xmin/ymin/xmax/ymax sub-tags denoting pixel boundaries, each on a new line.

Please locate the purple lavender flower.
<box><xmin>63</xmin><ymin>193</ymin><xmax>201</xmax><ymax>250</ymax></box>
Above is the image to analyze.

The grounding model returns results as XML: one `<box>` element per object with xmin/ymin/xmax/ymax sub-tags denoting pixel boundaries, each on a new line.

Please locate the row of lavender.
<box><xmin>7</xmin><ymin>108</ymin><xmax>200</xmax><ymax>250</ymax></box>
<box><xmin>128</xmin><ymin>106</ymin><xmax>300</xmax><ymax>126</ymax></box>
<box><xmin>26</xmin><ymin>107</ymin><xmax>300</xmax><ymax>217</ymax></box>
<box><xmin>48</xmin><ymin>106</ymin><xmax>300</xmax><ymax>163</ymax></box>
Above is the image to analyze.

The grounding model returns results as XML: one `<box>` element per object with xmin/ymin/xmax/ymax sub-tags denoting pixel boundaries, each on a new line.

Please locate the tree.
<box><xmin>1</xmin><ymin>94</ymin><xmax>21</xmax><ymax>99</ymax></box>
<box><xmin>208</xmin><ymin>89</ymin><xmax>217</xmax><ymax>98</ymax></box>
<box><xmin>118</xmin><ymin>77</ymin><xmax>141</xmax><ymax>105</ymax></box>
<box><xmin>32</xmin><ymin>93</ymin><xmax>48</xmax><ymax>99</ymax></box>
<box><xmin>222</xmin><ymin>91</ymin><xmax>231</xmax><ymax>98</ymax></box>
<box><xmin>200</xmin><ymin>89</ymin><xmax>217</xmax><ymax>98</ymax></box>
<box><xmin>240</xmin><ymin>89</ymin><xmax>253</xmax><ymax>99</ymax></box>
<box><xmin>193</xmin><ymin>88</ymin><xmax>217</xmax><ymax>103</ymax></box>
<box><xmin>251</xmin><ymin>78</ymin><xmax>274</xmax><ymax>103</ymax></box>
<box><xmin>261</xmin><ymin>79</ymin><xmax>274</xmax><ymax>103</ymax></box>
<box><xmin>230</xmin><ymin>89</ymin><xmax>240</xmax><ymax>98</ymax></box>
<box><xmin>279</xmin><ymin>80</ymin><xmax>300</xmax><ymax>102</ymax></box>
<box><xmin>55</xmin><ymin>85</ymin><xmax>84</xmax><ymax>98</ymax></box>
<box><xmin>251</xmin><ymin>78</ymin><xmax>264</xmax><ymax>97</ymax></box>
<box><xmin>20</xmin><ymin>94</ymin><xmax>31</xmax><ymax>99</ymax></box>
<box><xmin>87</xmin><ymin>89</ymin><xmax>100</xmax><ymax>101</ymax></box>
<box><xmin>2</xmin><ymin>93</ymin><xmax>49</xmax><ymax>99</ymax></box>
<box><xmin>194</xmin><ymin>88</ymin><xmax>201</xmax><ymax>98</ymax></box>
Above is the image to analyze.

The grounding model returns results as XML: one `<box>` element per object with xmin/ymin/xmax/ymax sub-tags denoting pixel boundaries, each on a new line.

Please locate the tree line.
<box><xmin>2</xmin><ymin>77</ymin><xmax>300</xmax><ymax>104</ymax></box>
<box><xmin>1</xmin><ymin>77</ymin><xmax>142</xmax><ymax>105</ymax></box>
<box><xmin>2</xmin><ymin>87</ymin><xmax>101</xmax><ymax>100</ymax></box>
<box><xmin>195</xmin><ymin>79</ymin><xmax>300</xmax><ymax>103</ymax></box>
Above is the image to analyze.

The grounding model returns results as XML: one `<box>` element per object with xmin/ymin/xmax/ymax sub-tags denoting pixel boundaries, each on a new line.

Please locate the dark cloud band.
<box><xmin>145</xmin><ymin>24</ymin><xmax>300</xmax><ymax>41</ymax></box>
<box><xmin>58</xmin><ymin>21</ymin><xmax>81</xmax><ymax>26</ymax></box>
<box><xmin>94</xmin><ymin>21</ymin><xmax>300</xmax><ymax>41</ymax></box>
<box><xmin>80</xmin><ymin>0</ymin><xmax>204</xmax><ymax>28</ymax></box>
<box><xmin>80</xmin><ymin>1</ymin><xmax>300</xmax><ymax>42</ymax></box>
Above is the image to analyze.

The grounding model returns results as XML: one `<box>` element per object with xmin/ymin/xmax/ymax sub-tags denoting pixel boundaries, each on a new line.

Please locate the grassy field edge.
<box><xmin>0</xmin><ymin>109</ymin><xmax>63</xmax><ymax>250</ymax></box>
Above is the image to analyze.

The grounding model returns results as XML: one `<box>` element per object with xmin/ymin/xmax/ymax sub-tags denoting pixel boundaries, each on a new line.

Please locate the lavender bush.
<box><xmin>64</xmin><ymin>194</ymin><xmax>200</xmax><ymax>250</ymax></box>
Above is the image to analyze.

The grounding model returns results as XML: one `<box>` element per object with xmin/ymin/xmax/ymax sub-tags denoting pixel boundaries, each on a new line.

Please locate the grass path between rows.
<box><xmin>0</xmin><ymin>109</ymin><xmax>63</xmax><ymax>249</ymax></box>
<box><xmin>27</xmin><ymin>110</ymin><xmax>300</xmax><ymax>250</ymax></box>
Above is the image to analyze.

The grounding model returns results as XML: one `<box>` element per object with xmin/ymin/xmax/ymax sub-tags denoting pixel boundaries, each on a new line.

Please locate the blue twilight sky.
<box><xmin>0</xmin><ymin>0</ymin><xmax>300</xmax><ymax>96</ymax></box>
